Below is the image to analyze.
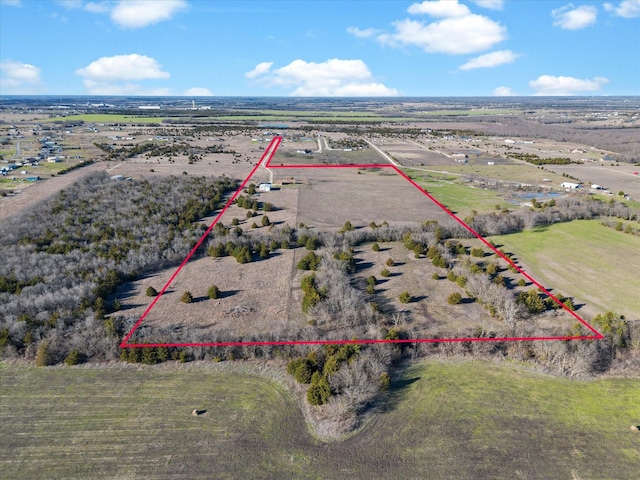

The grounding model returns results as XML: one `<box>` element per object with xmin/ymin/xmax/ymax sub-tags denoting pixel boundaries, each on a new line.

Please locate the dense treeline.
<box><xmin>0</xmin><ymin>172</ymin><xmax>236</xmax><ymax>363</ymax></box>
<box><xmin>507</xmin><ymin>153</ymin><xmax>574</xmax><ymax>165</ymax></box>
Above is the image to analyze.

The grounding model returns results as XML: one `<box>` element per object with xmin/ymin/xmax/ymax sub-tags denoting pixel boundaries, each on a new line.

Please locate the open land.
<box><xmin>123</xmin><ymin>161</ymin><xmax>581</xmax><ymax>346</ymax></box>
<box><xmin>1</xmin><ymin>360</ymin><xmax>639</xmax><ymax>480</ymax></box>
<box><xmin>1</xmin><ymin>97</ymin><xmax>639</xmax><ymax>477</ymax></box>
<box><xmin>492</xmin><ymin>220</ymin><xmax>640</xmax><ymax>320</ymax></box>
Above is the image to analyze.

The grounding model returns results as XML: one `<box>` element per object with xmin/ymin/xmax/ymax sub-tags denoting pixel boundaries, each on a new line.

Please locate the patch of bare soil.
<box><xmin>121</xmin><ymin>249</ymin><xmax>301</xmax><ymax>341</ymax></box>
<box><xmin>286</xmin><ymin>167</ymin><xmax>456</xmax><ymax>229</ymax></box>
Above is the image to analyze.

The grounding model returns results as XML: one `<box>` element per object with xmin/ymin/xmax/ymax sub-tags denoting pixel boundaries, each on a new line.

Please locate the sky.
<box><xmin>0</xmin><ymin>0</ymin><xmax>639</xmax><ymax>97</ymax></box>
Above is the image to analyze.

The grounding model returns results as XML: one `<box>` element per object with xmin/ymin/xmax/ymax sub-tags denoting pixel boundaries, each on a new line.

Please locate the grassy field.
<box><xmin>42</xmin><ymin>114</ymin><xmax>167</xmax><ymax>124</ymax></box>
<box><xmin>420</xmin><ymin>163</ymin><xmax>568</xmax><ymax>184</ymax></box>
<box><xmin>410</xmin><ymin>175</ymin><xmax>507</xmax><ymax>214</ymax></box>
<box><xmin>1</xmin><ymin>360</ymin><xmax>639</xmax><ymax>479</ymax></box>
<box><xmin>492</xmin><ymin>220</ymin><xmax>640</xmax><ymax>319</ymax></box>
<box><xmin>415</xmin><ymin>108</ymin><xmax>520</xmax><ymax>116</ymax></box>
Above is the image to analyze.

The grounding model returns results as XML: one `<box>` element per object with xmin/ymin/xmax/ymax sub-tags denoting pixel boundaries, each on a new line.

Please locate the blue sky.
<box><xmin>1</xmin><ymin>0</ymin><xmax>639</xmax><ymax>96</ymax></box>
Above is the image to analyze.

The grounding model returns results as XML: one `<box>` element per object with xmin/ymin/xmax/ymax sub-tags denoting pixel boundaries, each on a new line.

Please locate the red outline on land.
<box><xmin>121</xmin><ymin>136</ymin><xmax>603</xmax><ymax>348</ymax></box>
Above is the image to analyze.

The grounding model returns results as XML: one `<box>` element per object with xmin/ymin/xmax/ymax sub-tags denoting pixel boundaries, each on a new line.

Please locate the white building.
<box><xmin>561</xmin><ymin>182</ymin><xmax>581</xmax><ymax>189</ymax></box>
<box><xmin>258</xmin><ymin>183</ymin><xmax>272</xmax><ymax>192</ymax></box>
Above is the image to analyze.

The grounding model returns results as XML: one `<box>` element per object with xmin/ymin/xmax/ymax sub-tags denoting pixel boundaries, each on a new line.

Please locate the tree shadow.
<box><xmin>355</xmin><ymin>260</ymin><xmax>375</xmax><ymax>271</ymax></box>
<box><xmin>219</xmin><ymin>289</ymin><xmax>240</xmax><ymax>299</ymax></box>
<box><xmin>376</xmin><ymin>373</ymin><xmax>422</xmax><ymax>415</ymax></box>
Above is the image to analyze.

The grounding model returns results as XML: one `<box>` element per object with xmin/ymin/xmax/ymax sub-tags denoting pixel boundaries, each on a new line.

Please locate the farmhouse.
<box><xmin>258</xmin><ymin>183</ymin><xmax>272</xmax><ymax>192</ymax></box>
<box><xmin>561</xmin><ymin>182</ymin><xmax>581</xmax><ymax>189</ymax></box>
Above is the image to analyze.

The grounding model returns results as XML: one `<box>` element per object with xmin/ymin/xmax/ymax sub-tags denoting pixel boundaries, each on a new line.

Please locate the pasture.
<box><xmin>1</xmin><ymin>360</ymin><xmax>638</xmax><ymax>479</ymax></box>
<box><xmin>41</xmin><ymin>114</ymin><xmax>167</xmax><ymax>124</ymax></box>
<box><xmin>493</xmin><ymin>220</ymin><xmax>640</xmax><ymax>320</ymax></box>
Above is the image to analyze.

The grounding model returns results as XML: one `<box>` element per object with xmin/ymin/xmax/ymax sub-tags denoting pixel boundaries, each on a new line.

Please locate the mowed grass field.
<box><xmin>1</xmin><ymin>361</ymin><xmax>639</xmax><ymax>479</ymax></box>
<box><xmin>417</xmin><ymin>178</ymin><xmax>506</xmax><ymax>214</ymax></box>
<box><xmin>493</xmin><ymin>220</ymin><xmax>640</xmax><ymax>319</ymax></box>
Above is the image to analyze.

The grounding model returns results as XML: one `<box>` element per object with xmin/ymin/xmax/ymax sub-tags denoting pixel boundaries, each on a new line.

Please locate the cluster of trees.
<box><xmin>287</xmin><ymin>342</ymin><xmax>395</xmax><ymax>417</ymax></box>
<box><xmin>466</xmin><ymin>197</ymin><xmax>638</xmax><ymax>236</ymax></box>
<box><xmin>508</xmin><ymin>153</ymin><xmax>574</xmax><ymax>165</ymax></box>
<box><xmin>94</xmin><ymin>137</ymin><xmax>241</xmax><ymax>163</ymax></box>
<box><xmin>0</xmin><ymin>172</ymin><xmax>235</xmax><ymax>363</ymax></box>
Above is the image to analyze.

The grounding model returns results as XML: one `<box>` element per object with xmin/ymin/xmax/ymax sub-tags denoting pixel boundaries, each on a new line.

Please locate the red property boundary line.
<box><xmin>121</xmin><ymin>136</ymin><xmax>602</xmax><ymax>348</ymax></box>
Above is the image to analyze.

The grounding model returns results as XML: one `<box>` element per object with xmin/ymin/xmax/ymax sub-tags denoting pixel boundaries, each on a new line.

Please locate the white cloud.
<box><xmin>552</xmin><ymin>4</ymin><xmax>597</xmax><ymax>30</ymax></box>
<box><xmin>493</xmin><ymin>86</ymin><xmax>516</xmax><ymax>96</ymax></box>
<box><xmin>110</xmin><ymin>0</ymin><xmax>187</xmax><ymax>29</ymax></box>
<box><xmin>84</xmin><ymin>1</ymin><xmax>110</xmax><ymax>13</ymax></box>
<box><xmin>0</xmin><ymin>60</ymin><xmax>42</xmax><ymax>92</ymax></box>
<box><xmin>76</xmin><ymin>54</ymin><xmax>170</xmax><ymax>94</ymax></box>
<box><xmin>378</xmin><ymin>14</ymin><xmax>506</xmax><ymax>54</ymax></box>
<box><xmin>0</xmin><ymin>0</ymin><xmax>22</xmax><ymax>6</ymax></box>
<box><xmin>459</xmin><ymin>50</ymin><xmax>519</xmax><ymax>70</ymax></box>
<box><xmin>407</xmin><ymin>0</ymin><xmax>470</xmax><ymax>18</ymax></box>
<box><xmin>529</xmin><ymin>75</ymin><xmax>609</xmax><ymax>95</ymax></box>
<box><xmin>346</xmin><ymin>26</ymin><xmax>380</xmax><ymax>38</ymax></box>
<box><xmin>604</xmin><ymin>0</ymin><xmax>640</xmax><ymax>18</ymax></box>
<box><xmin>472</xmin><ymin>0</ymin><xmax>504</xmax><ymax>10</ymax></box>
<box><xmin>245</xmin><ymin>62</ymin><xmax>273</xmax><ymax>79</ymax></box>
<box><xmin>76</xmin><ymin>54</ymin><xmax>170</xmax><ymax>82</ymax></box>
<box><xmin>248</xmin><ymin>58</ymin><xmax>398</xmax><ymax>97</ymax></box>
<box><xmin>182</xmin><ymin>87</ymin><xmax>213</xmax><ymax>96</ymax></box>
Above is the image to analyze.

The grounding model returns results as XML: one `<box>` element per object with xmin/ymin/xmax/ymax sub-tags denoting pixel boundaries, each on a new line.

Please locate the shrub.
<box><xmin>307</xmin><ymin>376</ymin><xmax>331</xmax><ymax>405</ymax></box>
<box><xmin>380</xmin><ymin>372</ymin><xmax>391</xmax><ymax>391</ymax></box>
<box><xmin>64</xmin><ymin>348</ymin><xmax>83</xmax><ymax>366</ymax></box>
<box><xmin>448</xmin><ymin>292</ymin><xmax>462</xmax><ymax>305</ymax></box>
<box><xmin>366</xmin><ymin>275</ymin><xmax>377</xmax><ymax>286</ymax></box>
<box><xmin>399</xmin><ymin>291</ymin><xmax>412</xmax><ymax>304</ymax></box>
<box><xmin>366</xmin><ymin>284</ymin><xmax>375</xmax><ymax>295</ymax></box>
<box><xmin>181</xmin><ymin>291</ymin><xmax>193</xmax><ymax>303</ymax></box>
<box><xmin>341</xmin><ymin>220</ymin><xmax>355</xmax><ymax>232</ymax></box>
<box><xmin>261</xmin><ymin>215</ymin><xmax>271</xmax><ymax>227</ymax></box>
<box><xmin>297</xmin><ymin>251</ymin><xmax>321</xmax><ymax>271</ymax></box>
<box><xmin>471</xmin><ymin>247</ymin><xmax>484</xmax><ymax>258</ymax></box>
<box><xmin>305</xmin><ymin>236</ymin><xmax>321</xmax><ymax>250</ymax></box>
<box><xmin>145</xmin><ymin>286</ymin><xmax>158</xmax><ymax>297</ymax></box>
<box><xmin>251</xmin><ymin>222</ymin><xmax>258</xmax><ymax>228</ymax></box>
<box><xmin>288</xmin><ymin>358</ymin><xmax>315</xmax><ymax>384</ymax></box>
<box><xmin>517</xmin><ymin>278</ymin><xmax>526</xmax><ymax>287</ymax></box>
<box><xmin>431</xmin><ymin>272</ymin><xmax>440</xmax><ymax>280</ymax></box>
<box><xmin>372</xmin><ymin>242</ymin><xmax>380</xmax><ymax>251</ymax></box>
<box><xmin>231</xmin><ymin>218</ymin><xmax>239</xmax><ymax>226</ymax></box>
<box><xmin>386</xmin><ymin>258</ymin><xmax>394</xmax><ymax>267</ymax></box>
<box><xmin>380</xmin><ymin>268</ymin><xmax>390</xmax><ymax>277</ymax></box>
<box><xmin>208</xmin><ymin>285</ymin><xmax>220</xmax><ymax>299</ymax></box>
<box><xmin>35</xmin><ymin>341</ymin><xmax>50</xmax><ymax>367</ymax></box>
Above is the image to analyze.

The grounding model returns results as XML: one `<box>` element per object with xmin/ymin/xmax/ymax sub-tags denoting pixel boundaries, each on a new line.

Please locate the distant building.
<box><xmin>561</xmin><ymin>182</ymin><xmax>581</xmax><ymax>189</ymax></box>
<box><xmin>258</xmin><ymin>183</ymin><xmax>272</xmax><ymax>192</ymax></box>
